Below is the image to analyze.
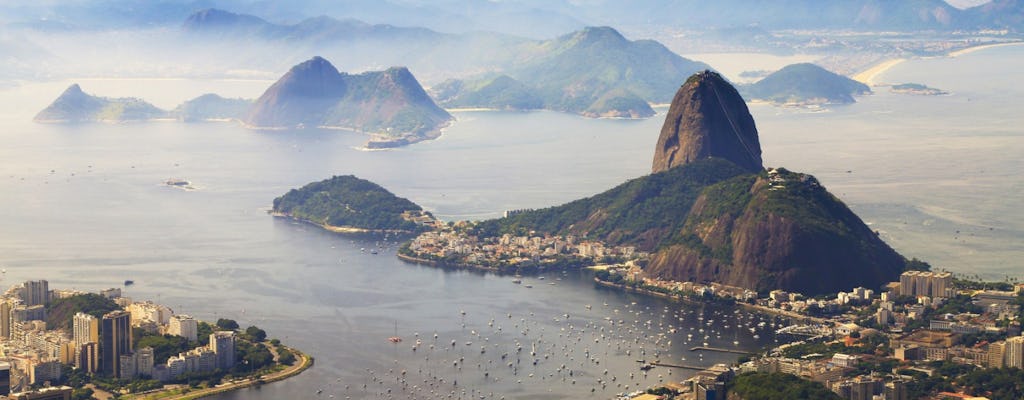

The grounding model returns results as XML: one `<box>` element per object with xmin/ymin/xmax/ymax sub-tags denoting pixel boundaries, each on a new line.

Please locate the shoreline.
<box><xmin>948</xmin><ymin>41</ymin><xmax>1024</xmax><ymax>57</ymax></box>
<box><xmin>269</xmin><ymin>212</ymin><xmax>418</xmax><ymax>235</ymax></box>
<box><xmin>854</xmin><ymin>41</ymin><xmax>1024</xmax><ymax>86</ymax></box>
<box><xmin>852</xmin><ymin>58</ymin><xmax>907</xmax><ymax>86</ymax></box>
<box><xmin>129</xmin><ymin>347</ymin><xmax>313</xmax><ymax>400</ymax></box>
<box><xmin>396</xmin><ymin>252</ymin><xmax>500</xmax><ymax>273</ymax></box>
<box><xmin>593</xmin><ymin>278</ymin><xmax>830</xmax><ymax>324</ymax></box>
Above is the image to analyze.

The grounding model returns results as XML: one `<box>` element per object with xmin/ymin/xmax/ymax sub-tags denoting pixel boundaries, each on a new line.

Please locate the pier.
<box><xmin>688</xmin><ymin>346</ymin><xmax>754</xmax><ymax>355</ymax></box>
<box><xmin>647</xmin><ymin>361</ymin><xmax>705</xmax><ymax>371</ymax></box>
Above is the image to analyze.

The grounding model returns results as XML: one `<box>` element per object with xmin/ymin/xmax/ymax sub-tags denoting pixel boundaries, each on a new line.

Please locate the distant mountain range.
<box><xmin>183</xmin><ymin>11</ymin><xmax>709</xmax><ymax>118</ymax></box>
<box><xmin>431</xmin><ymin>26</ymin><xmax>709</xmax><ymax>117</ymax></box>
<box><xmin>742</xmin><ymin>63</ymin><xmax>872</xmax><ymax>105</ymax></box>
<box><xmin>8</xmin><ymin>1</ymin><xmax>1024</xmax><ymax>34</ymax></box>
<box><xmin>35</xmin><ymin>57</ymin><xmax>451</xmax><ymax>148</ymax></box>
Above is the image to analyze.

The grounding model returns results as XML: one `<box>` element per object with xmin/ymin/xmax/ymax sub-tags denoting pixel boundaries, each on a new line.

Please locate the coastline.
<box><xmin>948</xmin><ymin>41</ymin><xmax>1024</xmax><ymax>57</ymax></box>
<box><xmin>854</xmin><ymin>41</ymin><xmax>1024</xmax><ymax>86</ymax></box>
<box><xmin>396</xmin><ymin>252</ymin><xmax>500</xmax><ymax>273</ymax></box>
<box><xmin>593</xmin><ymin>278</ymin><xmax>829</xmax><ymax>324</ymax></box>
<box><xmin>128</xmin><ymin>347</ymin><xmax>313</xmax><ymax>400</ymax></box>
<box><xmin>852</xmin><ymin>58</ymin><xmax>906</xmax><ymax>86</ymax></box>
<box><xmin>269</xmin><ymin>211</ymin><xmax>417</xmax><ymax>235</ymax></box>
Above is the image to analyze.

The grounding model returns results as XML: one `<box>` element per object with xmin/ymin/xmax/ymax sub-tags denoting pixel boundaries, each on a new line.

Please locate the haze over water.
<box><xmin>0</xmin><ymin>45</ymin><xmax>1020</xmax><ymax>398</ymax></box>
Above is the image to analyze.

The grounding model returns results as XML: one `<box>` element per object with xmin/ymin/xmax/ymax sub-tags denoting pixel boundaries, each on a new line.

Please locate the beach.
<box><xmin>854</xmin><ymin>41</ymin><xmax>1024</xmax><ymax>86</ymax></box>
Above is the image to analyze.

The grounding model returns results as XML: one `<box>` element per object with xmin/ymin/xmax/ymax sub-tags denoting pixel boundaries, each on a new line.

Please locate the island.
<box><xmin>742</xmin><ymin>63</ymin><xmax>871</xmax><ymax>106</ymax></box>
<box><xmin>271</xmin><ymin>174</ymin><xmax>437</xmax><ymax>234</ymax></box>
<box><xmin>33</xmin><ymin>84</ymin><xmax>165</xmax><ymax>123</ymax></box>
<box><xmin>33</xmin><ymin>57</ymin><xmax>453</xmax><ymax>149</ymax></box>
<box><xmin>244</xmin><ymin>57</ymin><xmax>453</xmax><ymax>149</ymax></box>
<box><xmin>890</xmin><ymin>82</ymin><xmax>949</xmax><ymax>96</ymax></box>
<box><xmin>2</xmin><ymin>279</ymin><xmax>310</xmax><ymax>399</ymax></box>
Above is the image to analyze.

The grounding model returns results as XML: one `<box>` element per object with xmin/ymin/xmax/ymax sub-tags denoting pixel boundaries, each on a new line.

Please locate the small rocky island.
<box><xmin>890</xmin><ymin>82</ymin><xmax>949</xmax><ymax>95</ymax></box>
<box><xmin>272</xmin><ymin>175</ymin><xmax>437</xmax><ymax>233</ymax></box>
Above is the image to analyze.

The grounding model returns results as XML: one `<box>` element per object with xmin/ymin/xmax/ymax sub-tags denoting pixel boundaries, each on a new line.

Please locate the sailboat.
<box><xmin>388</xmin><ymin>321</ymin><xmax>402</xmax><ymax>343</ymax></box>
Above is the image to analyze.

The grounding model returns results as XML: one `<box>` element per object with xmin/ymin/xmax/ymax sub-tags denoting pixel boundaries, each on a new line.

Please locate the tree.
<box><xmin>216</xmin><ymin>318</ymin><xmax>239</xmax><ymax>331</ymax></box>
<box><xmin>245</xmin><ymin>326</ymin><xmax>267</xmax><ymax>342</ymax></box>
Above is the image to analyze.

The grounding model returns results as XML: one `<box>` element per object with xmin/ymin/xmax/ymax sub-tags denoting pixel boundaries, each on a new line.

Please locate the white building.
<box><xmin>168</xmin><ymin>315</ymin><xmax>198</xmax><ymax>342</ymax></box>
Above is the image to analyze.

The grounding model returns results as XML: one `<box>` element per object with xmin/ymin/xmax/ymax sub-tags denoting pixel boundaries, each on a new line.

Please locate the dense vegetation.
<box><xmin>955</xmin><ymin>367</ymin><xmax>1024</xmax><ymax>400</ymax></box>
<box><xmin>273</xmin><ymin>175</ymin><xmax>424</xmax><ymax>232</ymax></box>
<box><xmin>743</xmin><ymin>63</ymin><xmax>870</xmax><ymax>104</ymax></box>
<box><xmin>728</xmin><ymin>372</ymin><xmax>842</xmax><ymax>400</ymax></box>
<box><xmin>45</xmin><ymin>293</ymin><xmax>121</xmax><ymax>331</ymax></box>
<box><xmin>473</xmin><ymin>158</ymin><xmax>750</xmax><ymax>249</ymax></box>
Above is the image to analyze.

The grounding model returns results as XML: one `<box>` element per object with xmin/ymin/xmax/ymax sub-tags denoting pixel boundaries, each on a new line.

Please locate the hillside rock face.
<box><xmin>652</xmin><ymin>70</ymin><xmax>763</xmax><ymax>174</ymax></box>
<box><xmin>490</xmin><ymin>70</ymin><xmax>905</xmax><ymax>295</ymax></box>
<box><xmin>243</xmin><ymin>56</ymin><xmax>451</xmax><ymax>140</ymax></box>
<box><xmin>643</xmin><ymin>169</ymin><xmax>905</xmax><ymax>295</ymax></box>
<box><xmin>244</xmin><ymin>56</ymin><xmax>348</xmax><ymax>128</ymax></box>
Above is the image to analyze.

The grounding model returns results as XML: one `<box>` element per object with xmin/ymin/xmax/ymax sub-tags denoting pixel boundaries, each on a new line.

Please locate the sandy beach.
<box><xmin>854</xmin><ymin>41</ymin><xmax>1024</xmax><ymax>86</ymax></box>
<box><xmin>948</xmin><ymin>41</ymin><xmax>1024</xmax><ymax>57</ymax></box>
<box><xmin>852</xmin><ymin>58</ymin><xmax>907</xmax><ymax>86</ymax></box>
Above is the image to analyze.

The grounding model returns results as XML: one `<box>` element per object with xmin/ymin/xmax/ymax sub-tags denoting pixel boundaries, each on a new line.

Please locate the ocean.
<box><xmin>0</xmin><ymin>44</ymin><xmax>1020</xmax><ymax>398</ymax></box>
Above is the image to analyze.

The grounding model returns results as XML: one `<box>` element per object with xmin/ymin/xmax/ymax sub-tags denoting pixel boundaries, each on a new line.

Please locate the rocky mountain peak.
<box><xmin>652</xmin><ymin>70</ymin><xmax>763</xmax><ymax>174</ymax></box>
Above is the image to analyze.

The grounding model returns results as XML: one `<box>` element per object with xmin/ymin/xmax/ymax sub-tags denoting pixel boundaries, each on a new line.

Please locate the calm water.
<box><xmin>0</xmin><ymin>45</ymin><xmax>1021</xmax><ymax>398</ymax></box>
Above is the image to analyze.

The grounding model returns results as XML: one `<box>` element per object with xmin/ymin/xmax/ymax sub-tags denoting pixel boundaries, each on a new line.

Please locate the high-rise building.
<box><xmin>885</xmin><ymin>378</ymin><xmax>909</xmax><ymax>400</ymax></box>
<box><xmin>76</xmin><ymin>342</ymin><xmax>99</xmax><ymax>374</ymax></box>
<box><xmin>119</xmin><ymin>353</ymin><xmax>137</xmax><ymax>380</ymax></box>
<box><xmin>210</xmin><ymin>331</ymin><xmax>236</xmax><ymax>370</ymax></box>
<box><xmin>0</xmin><ymin>300</ymin><xmax>11</xmax><ymax>339</ymax></box>
<box><xmin>1006</xmin><ymin>336</ymin><xmax>1024</xmax><ymax>368</ymax></box>
<box><xmin>72</xmin><ymin>313</ymin><xmax>99</xmax><ymax>347</ymax></box>
<box><xmin>0</xmin><ymin>361</ymin><xmax>10</xmax><ymax>396</ymax></box>
<box><xmin>20</xmin><ymin>280</ymin><xmax>49</xmax><ymax>306</ymax></box>
<box><xmin>988</xmin><ymin>341</ymin><xmax>1007</xmax><ymax>368</ymax></box>
<box><xmin>899</xmin><ymin>271</ymin><xmax>952</xmax><ymax>299</ymax></box>
<box><xmin>101</xmin><ymin>310</ymin><xmax>132</xmax><ymax>377</ymax></box>
<box><xmin>168</xmin><ymin>315</ymin><xmax>198</xmax><ymax>342</ymax></box>
<box><xmin>137</xmin><ymin>347</ymin><xmax>154</xmax><ymax>378</ymax></box>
